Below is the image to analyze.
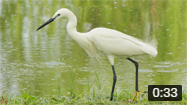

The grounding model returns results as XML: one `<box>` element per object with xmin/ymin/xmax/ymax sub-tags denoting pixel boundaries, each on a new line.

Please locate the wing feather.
<box><xmin>87</xmin><ymin>27</ymin><xmax>158</xmax><ymax>57</ymax></box>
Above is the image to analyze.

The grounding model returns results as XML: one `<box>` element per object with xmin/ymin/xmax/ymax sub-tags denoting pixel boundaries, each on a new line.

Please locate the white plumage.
<box><xmin>37</xmin><ymin>8</ymin><xmax>158</xmax><ymax>101</ymax></box>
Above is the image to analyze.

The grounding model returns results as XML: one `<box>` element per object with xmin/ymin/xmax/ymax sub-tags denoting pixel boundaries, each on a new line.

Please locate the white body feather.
<box><xmin>52</xmin><ymin>8</ymin><xmax>158</xmax><ymax>65</ymax></box>
<box><xmin>37</xmin><ymin>8</ymin><xmax>158</xmax><ymax>101</ymax></box>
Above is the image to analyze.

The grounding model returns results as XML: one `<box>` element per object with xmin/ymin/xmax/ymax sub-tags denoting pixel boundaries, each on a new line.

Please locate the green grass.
<box><xmin>0</xmin><ymin>90</ymin><xmax>187</xmax><ymax>105</ymax></box>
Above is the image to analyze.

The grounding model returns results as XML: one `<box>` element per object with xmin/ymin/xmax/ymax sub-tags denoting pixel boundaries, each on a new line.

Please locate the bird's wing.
<box><xmin>89</xmin><ymin>28</ymin><xmax>144</xmax><ymax>46</ymax></box>
<box><xmin>88</xmin><ymin>28</ymin><xmax>158</xmax><ymax>57</ymax></box>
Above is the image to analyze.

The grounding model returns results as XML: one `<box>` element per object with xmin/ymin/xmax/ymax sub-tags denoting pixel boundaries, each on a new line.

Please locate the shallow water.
<box><xmin>0</xmin><ymin>0</ymin><xmax>186</xmax><ymax>97</ymax></box>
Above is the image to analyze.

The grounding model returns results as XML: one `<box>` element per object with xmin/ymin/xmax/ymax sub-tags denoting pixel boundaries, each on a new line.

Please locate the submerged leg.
<box><xmin>110</xmin><ymin>65</ymin><xmax>117</xmax><ymax>101</ymax></box>
<box><xmin>127</xmin><ymin>58</ymin><xmax>147</xmax><ymax>101</ymax></box>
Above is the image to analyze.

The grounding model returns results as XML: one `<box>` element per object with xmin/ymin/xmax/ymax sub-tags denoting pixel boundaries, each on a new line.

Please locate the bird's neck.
<box><xmin>66</xmin><ymin>11</ymin><xmax>81</xmax><ymax>41</ymax></box>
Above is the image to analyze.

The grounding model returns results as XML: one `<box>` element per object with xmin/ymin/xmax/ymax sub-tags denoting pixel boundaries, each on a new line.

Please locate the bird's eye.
<box><xmin>57</xmin><ymin>14</ymin><xmax>60</xmax><ymax>16</ymax></box>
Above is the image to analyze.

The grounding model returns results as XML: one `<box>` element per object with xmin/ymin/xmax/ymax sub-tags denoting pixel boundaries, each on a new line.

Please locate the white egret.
<box><xmin>37</xmin><ymin>8</ymin><xmax>158</xmax><ymax>101</ymax></box>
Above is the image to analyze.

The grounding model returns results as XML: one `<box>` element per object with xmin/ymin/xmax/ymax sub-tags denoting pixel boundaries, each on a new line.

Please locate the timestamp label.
<box><xmin>148</xmin><ymin>85</ymin><xmax>182</xmax><ymax>101</ymax></box>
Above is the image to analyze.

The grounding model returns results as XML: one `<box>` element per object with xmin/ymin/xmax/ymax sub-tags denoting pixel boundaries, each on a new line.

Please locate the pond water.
<box><xmin>0</xmin><ymin>0</ymin><xmax>186</xmax><ymax>97</ymax></box>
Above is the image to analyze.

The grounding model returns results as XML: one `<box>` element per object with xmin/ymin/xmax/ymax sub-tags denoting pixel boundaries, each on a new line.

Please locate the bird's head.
<box><xmin>36</xmin><ymin>8</ymin><xmax>70</xmax><ymax>31</ymax></box>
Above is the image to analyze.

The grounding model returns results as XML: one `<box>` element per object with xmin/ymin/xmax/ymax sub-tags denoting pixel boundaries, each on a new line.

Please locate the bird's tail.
<box><xmin>141</xmin><ymin>36</ymin><xmax>158</xmax><ymax>57</ymax></box>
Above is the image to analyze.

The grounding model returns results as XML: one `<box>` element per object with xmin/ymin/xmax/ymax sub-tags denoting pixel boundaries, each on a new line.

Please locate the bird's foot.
<box><xmin>129</xmin><ymin>91</ymin><xmax>147</xmax><ymax>102</ymax></box>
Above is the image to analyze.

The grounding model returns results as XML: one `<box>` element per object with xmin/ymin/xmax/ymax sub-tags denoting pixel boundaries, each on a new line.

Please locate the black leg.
<box><xmin>127</xmin><ymin>58</ymin><xmax>147</xmax><ymax>101</ymax></box>
<box><xmin>127</xmin><ymin>58</ymin><xmax>139</xmax><ymax>91</ymax></box>
<box><xmin>110</xmin><ymin>65</ymin><xmax>117</xmax><ymax>101</ymax></box>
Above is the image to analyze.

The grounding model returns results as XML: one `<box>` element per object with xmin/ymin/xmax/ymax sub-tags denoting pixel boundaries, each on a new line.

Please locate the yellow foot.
<box><xmin>130</xmin><ymin>91</ymin><xmax>147</xmax><ymax>102</ymax></box>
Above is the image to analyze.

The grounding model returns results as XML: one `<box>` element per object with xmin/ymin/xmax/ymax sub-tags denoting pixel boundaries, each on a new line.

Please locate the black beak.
<box><xmin>36</xmin><ymin>18</ymin><xmax>55</xmax><ymax>31</ymax></box>
<box><xmin>36</xmin><ymin>14</ymin><xmax>60</xmax><ymax>31</ymax></box>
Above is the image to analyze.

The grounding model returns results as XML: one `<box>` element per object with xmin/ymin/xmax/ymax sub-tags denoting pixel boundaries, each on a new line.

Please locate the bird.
<box><xmin>37</xmin><ymin>8</ymin><xmax>158</xmax><ymax>101</ymax></box>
